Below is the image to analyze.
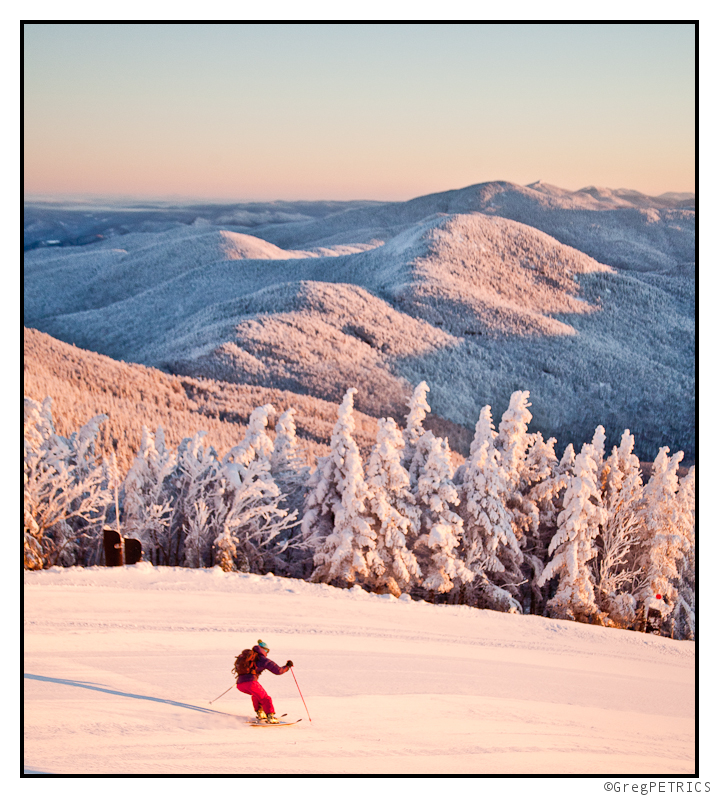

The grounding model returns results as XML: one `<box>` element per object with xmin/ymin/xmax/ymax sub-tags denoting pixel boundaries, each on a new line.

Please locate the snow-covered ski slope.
<box><xmin>24</xmin><ymin>565</ymin><xmax>694</xmax><ymax>775</ymax></box>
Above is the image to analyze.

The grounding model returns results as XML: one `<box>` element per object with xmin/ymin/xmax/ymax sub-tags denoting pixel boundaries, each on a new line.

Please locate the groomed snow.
<box><xmin>24</xmin><ymin>564</ymin><xmax>694</xmax><ymax>776</ymax></box>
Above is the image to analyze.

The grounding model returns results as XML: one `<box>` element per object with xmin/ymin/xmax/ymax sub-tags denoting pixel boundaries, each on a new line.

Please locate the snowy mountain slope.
<box><xmin>24</xmin><ymin>212</ymin><xmax>614</xmax><ymax>364</ymax></box>
<box><xmin>23</xmin><ymin>227</ymin><xmax>326</xmax><ymax>322</ymax></box>
<box><xmin>143</xmin><ymin>281</ymin><xmax>457</xmax><ymax>420</ymax></box>
<box><xmin>23</xmin><ymin>213</ymin><xmax>612</xmax><ymax>413</ymax></box>
<box><xmin>23</xmin><ymin>565</ymin><xmax>695</xmax><ymax>775</ymax></box>
<box><xmin>23</xmin><ymin>327</ymin><xmax>474</xmax><ymax>474</ymax></box>
<box><xmin>350</xmin><ymin>212</ymin><xmax>613</xmax><ymax>336</ymax></box>
<box><xmin>22</xmin><ymin>326</ymin><xmax>397</xmax><ymax>472</ymax></box>
<box><xmin>25</xmin><ymin>181</ymin><xmax>694</xmax><ymax>272</ymax></box>
<box><xmin>24</xmin><ymin>204</ymin><xmax>694</xmax><ymax>460</ymax></box>
<box><xmin>23</xmin><ymin>197</ymin><xmax>383</xmax><ymax>251</ymax></box>
<box><xmin>251</xmin><ymin>181</ymin><xmax>694</xmax><ymax>273</ymax></box>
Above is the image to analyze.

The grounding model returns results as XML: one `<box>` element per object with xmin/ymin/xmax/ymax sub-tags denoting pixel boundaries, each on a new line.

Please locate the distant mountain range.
<box><xmin>24</xmin><ymin>181</ymin><xmax>695</xmax><ymax>463</ymax></box>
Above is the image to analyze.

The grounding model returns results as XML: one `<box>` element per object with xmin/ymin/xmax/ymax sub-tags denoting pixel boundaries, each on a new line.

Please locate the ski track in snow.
<box><xmin>24</xmin><ymin>565</ymin><xmax>695</xmax><ymax>775</ymax></box>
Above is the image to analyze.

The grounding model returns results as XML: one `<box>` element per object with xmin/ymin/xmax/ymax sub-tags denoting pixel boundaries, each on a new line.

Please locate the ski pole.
<box><xmin>209</xmin><ymin>684</ymin><xmax>235</xmax><ymax>704</ymax></box>
<box><xmin>290</xmin><ymin>667</ymin><xmax>312</xmax><ymax>721</ymax></box>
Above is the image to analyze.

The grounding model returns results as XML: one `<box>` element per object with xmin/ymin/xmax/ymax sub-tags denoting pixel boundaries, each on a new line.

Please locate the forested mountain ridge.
<box><xmin>24</xmin><ymin>327</ymin><xmax>472</xmax><ymax>473</ymax></box>
<box><xmin>24</xmin><ymin>181</ymin><xmax>695</xmax><ymax>462</ymax></box>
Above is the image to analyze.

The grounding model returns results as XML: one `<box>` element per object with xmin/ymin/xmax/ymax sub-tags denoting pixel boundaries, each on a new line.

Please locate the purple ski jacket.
<box><xmin>236</xmin><ymin>645</ymin><xmax>291</xmax><ymax>684</ymax></box>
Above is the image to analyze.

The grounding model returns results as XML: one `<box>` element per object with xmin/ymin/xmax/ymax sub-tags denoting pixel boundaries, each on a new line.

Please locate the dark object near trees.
<box><xmin>646</xmin><ymin>607</ymin><xmax>662</xmax><ymax>634</ymax></box>
<box><xmin>103</xmin><ymin>526</ymin><xmax>143</xmax><ymax>566</ymax></box>
<box><xmin>124</xmin><ymin>538</ymin><xmax>142</xmax><ymax>564</ymax></box>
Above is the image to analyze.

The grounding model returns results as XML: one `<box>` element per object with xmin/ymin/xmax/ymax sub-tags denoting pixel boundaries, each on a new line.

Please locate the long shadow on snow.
<box><xmin>24</xmin><ymin>673</ymin><xmax>232</xmax><ymax>717</ymax></box>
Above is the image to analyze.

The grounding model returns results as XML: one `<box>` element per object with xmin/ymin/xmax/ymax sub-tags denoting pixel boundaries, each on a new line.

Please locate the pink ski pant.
<box><xmin>236</xmin><ymin>681</ymin><xmax>275</xmax><ymax>714</ymax></box>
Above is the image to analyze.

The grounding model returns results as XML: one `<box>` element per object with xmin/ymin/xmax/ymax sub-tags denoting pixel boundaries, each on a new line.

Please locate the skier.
<box><xmin>233</xmin><ymin>640</ymin><xmax>294</xmax><ymax>723</ymax></box>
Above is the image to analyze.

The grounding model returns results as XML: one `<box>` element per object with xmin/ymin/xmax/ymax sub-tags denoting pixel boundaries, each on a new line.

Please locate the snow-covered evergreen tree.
<box><xmin>123</xmin><ymin>426</ymin><xmax>177</xmax><ymax>565</ymax></box>
<box><xmin>601</xmin><ymin>430</ymin><xmax>642</xmax><ymax>510</ymax></box>
<box><xmin>24</xmin><ymin>397</ymin><xmax>110</xmax><ymax>569</ymax></box>
<box><xmin>364</xmin><ymin>417</ymin><xmax>422</xmax><ymax>596</ymax></box>
<box><xmin>470</xmin><ymin>405</ymin><xmax>498</xmax><ymax>457</ymax></box>
<box><xmin>538</xmin><ymin>444</ymin><xmax>607</xmax><ymax>621</ymax></box>
<box><xmin>270</xmin><ymin>408</ymin><xmax>311</xmax><ymax>575</ymax></box>
<box><xmin>305</xmin><ymin>389</ymin><xmax>379</xmax><ymax>586</ymax></box>
<box><xmin>521</xmin><ymin>432</ymin><xmax>561</xmax><ymax>532</ymax></box>
<box><xmin>492</xmin><ymin>391</ymin><xmax>535</xmax><ymax>600</ymax></box>
<box><xmin>224</xmin><ymin>404</ymin><xmax>275</xmax><ymax>470</ymax></box>
<box><xmin>175</xmin><ymin>431</ymin><xmax>221</xmax><ymax>568</ymax></box>
<box><xmin>496</xmin><ymin>390</ymin><xmax>533</xmax><ymax>484</ymax></box>
<box><xmin>594</xmin><ymin>430</ymin><xmax>644</xmax><ymax>626</ymax></box>
<box><xmin>672</xmin><ymin>466</ymin><xmax>695</xmax><ymax>639</ymax></box>
<box><xmin>588</xmin><ymin>425</ymin><xmax>606</xmax><ymax>472</ymax></box>
<box><xmin>634</xmin><ymin>447</ymin><xmax>688</xmax><ymax>619</ymax></box>
<box><xmin>414</xmin><ymin>435</ymin><xmax>473</xmax><ymax>594</ymax></box>
<box><xmin>211</xmin><ymin>457</ymin><xmax>295</xmax><ymax>573</ymax></box>
<box><xmin>522</xmin><ymin>433</ymin><xmax>568</xmax><ymax>614</ymax></box>
<box><xmin>215</xmin><ymin>417</ymin><xmax>295</xmax><ymax>573</ymax></box>
<box><xmin>455</xmin><ymin>404</ymin><xmax>497</xmax><ymax>485</ymax></box>
<box><xmin>403</xmin><ymin>381</ymin><xmax>436</xmax><ymax>490</ymax></box>
<box><xmin>404</xmin><ymin>381</ymin><xmax>431</xmax><ymax>456</ymax></box>
<box><xmin>558</xmin><ymin>442</ymin><xmax>576</xmax><ymax>474</ymax></box>
<box><xmin>271</xmin><ymin>408</ymin><xmax>308</xmax><ymax>485</ymax></box>
<box><xmin>460</xmin><ymin>426</ymin><xmax>522</xmax><ymax>612</ymax></box>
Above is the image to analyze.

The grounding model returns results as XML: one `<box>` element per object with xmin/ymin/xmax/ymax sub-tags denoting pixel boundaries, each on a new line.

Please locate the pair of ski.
<box><xmin>247</xmin><ymin>713</ymin><xmax>302</xmax><ymax>727</ymax></box>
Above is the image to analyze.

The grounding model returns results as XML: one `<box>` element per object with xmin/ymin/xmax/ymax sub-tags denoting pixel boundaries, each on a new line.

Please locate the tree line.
<box><xmin>24</xmin><ymin>383</ymin><xmax>695</xmax><ymax>640</ymax></box>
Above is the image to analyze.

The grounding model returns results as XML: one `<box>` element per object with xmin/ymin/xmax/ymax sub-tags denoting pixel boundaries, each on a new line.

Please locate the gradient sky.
<box><xmin>24</xmin><ymin>23</ymin><xmax>696</xmax><ymax>202</ymax></box>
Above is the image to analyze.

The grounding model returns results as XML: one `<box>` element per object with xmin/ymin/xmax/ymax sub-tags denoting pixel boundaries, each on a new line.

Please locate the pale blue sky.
<box><xmin>24</xmin><ymin>23</ymin><xmax>696</xmax><ymax>201</ymax></box>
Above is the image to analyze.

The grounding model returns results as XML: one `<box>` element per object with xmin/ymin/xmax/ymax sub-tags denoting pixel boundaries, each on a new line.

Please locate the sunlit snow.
<box><xmin>24</xmin><ymin>565</ymin><xmax>694</xmax><ymax>775</ymax></box>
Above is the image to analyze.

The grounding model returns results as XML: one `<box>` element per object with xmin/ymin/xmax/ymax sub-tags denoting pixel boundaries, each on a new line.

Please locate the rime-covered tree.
<box><xmin>538</xmin><ymin>444</ymin><xmax>607</xmax><ymax>621</ymax></box>
<box><xmin>471</xmin><ymin>405</ymin><xmax>498</xmax><ymax>456</ymax></box>
<box><xmin>495</xmin><ymin>391</ymin><xmax>535</xmax><ymax>540</ymax></box>
<box><xmin>672</xmin><ymin>466</ymin><xmax>695</xmax><ymax>639</ymax></box>
<box><xmin>460</xmin><ymin>425</ymin><xmax>522</xmax><ymax>612</ymax></box>
<box><xmin>123</xmin><ymin>426</ymin><xmax>177</xmax><ymax>565</ymax></box>
<box><xmin>210</xmin><ymin>403</ymin><xmax>294</xmax><ymax>570</ymax></box>
<box><xmin>492</xmin><ymin>391</ymin><xmax>536</xmax><ymax>599</ymax></box>
<box><xmin>271</xmin><ymin>408</ymin><xmax>308</xmax><ymax>486</ymax></box>
<box><xmin>213</xmin><ymin>411</ymin><xmax>295</xmax><ymax>572</ymax></box>
<box><xmin>404</xmin><ymin>381</ymin><xmax>431</xmax><ymax>456</ymax></box>
<box><xmin>414</xmin><ymin>435</ymin><xmax>473</xmax><ymax>594</ymax></box>
<box><xmin>224</xmin><ymin>404</ymin><xmax>275</xmax><ymax>470</ymax></box>
<box><xmin>634</xmin><ymin>447</ymin><xmax>688</xmax><ymax>619</ymax></box>
<box><xmin>24</xmin><ymin>397</ymin><xmax>110</xmax><ymax>569</ymax></box>
<box><xmin>175</xmin><ymin>431</ymin><xmax>221</xmax><ymax>568</ymax></box>
<box><xmin>588</xmin><ymin>425</ymin><xmax>606</xmax><ymax>472</ymax></box>
<box><xmin>364</xmin><ymin>417</ymin><xmax>422</xmax><ymax>596</ymax></box>
<box><xmin>496</xmin><ymin>390</ymin><xmax>533</xmax><ymax>485</ymax></box>
<box><xmin>403</xmin><ymin>381</ymin><xmax>436</xmax><ymax>490</ymax></box>
<box><xmin>601</xmin><ymin>430</ymin><xmax>642</xmax><ymax>510</ymax></box>
<box><xmin>210</xmin><ymin>460</ymin><xmax>295</xmax><ymax>573</ymax></box>
<box><xmin>305</xmin><ymin>389</ymin><xmax>379</xmax><ymax>586</ymax></box>
<box><xmin>558</xmin><ymin>442</ymin><xmax>576</xmax><ymax>474</ymax></box>
<box><xmin>454</xmin><ymin>405</ymin><xmax>496</xmax><ymax>485</ymax></box>
<box><xmin>270</xmin><ymin>407</ymin><xmax>311</xmax><ymax>574</ymax></box>
<box><xmin>522</xmin><ymin>433</ymin><xmax>568</xmax><ymax>614</ymax></box>
<box><xmin>594</xmin><ymin>430</ymin><xmax>644</xmax><ymax>626</ymax></box>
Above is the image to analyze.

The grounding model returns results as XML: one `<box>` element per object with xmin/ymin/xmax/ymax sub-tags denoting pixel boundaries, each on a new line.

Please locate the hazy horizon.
<box><xmin>24</xmin><ymin>23</ymin><xmax>695</xmax><ymax>201</ymax></box>
<box><xmin>23</xmin><ymin>180</ymin><xmax>697</xmax><ymax>207</ymax></box>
